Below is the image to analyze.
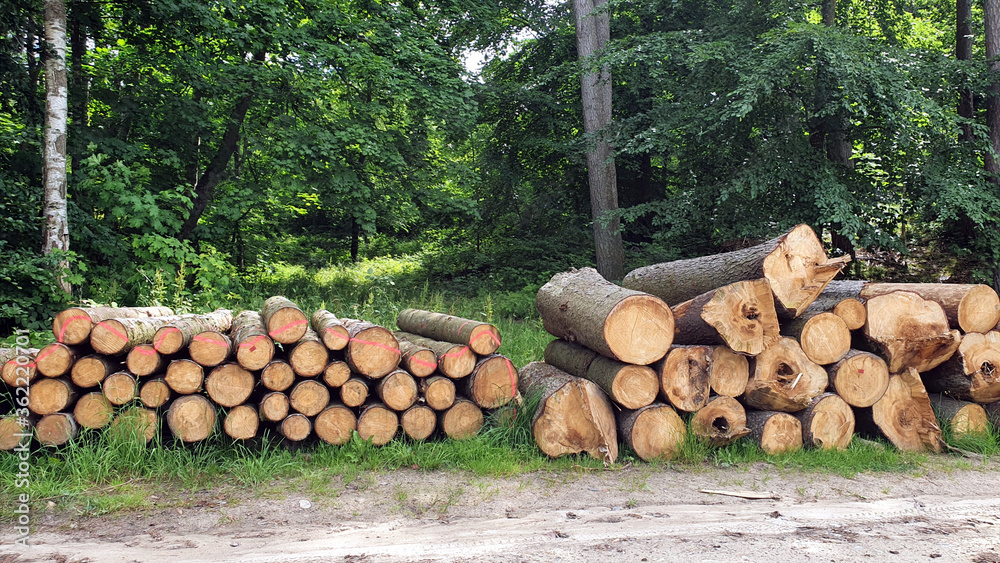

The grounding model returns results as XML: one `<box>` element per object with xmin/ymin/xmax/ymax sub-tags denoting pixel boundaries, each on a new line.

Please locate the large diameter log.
<box><xmin>53</xmin><ymin>306</ymin><xmax>174</xmax><ymax>345</ymax></box>
<box><xmin>397</xmin><ymin>339</ymin><xmax>438</xmax><ymax>378</ymax></box>
<box><xmin>71</xmin><ymin>355</ymin><xmax>119</xmax><ymax>388</ymax></box>
<box><xmin>439</xmin><ymin>398</ymin><xmax>483</xmax><ymax>441</ymax></box>
<box><xmin>261</xmin><ymin>296</ymin><xmax>309</xmax><ymax>344</ymax></box>
<box><xmin>164</xmin><ymin>359</ymin><xmax>204</xmax><ymax>394</ymax></box>
<box><xmin>517</xmin><ymin>361</ymin><xmax>618</xmax><ymax>463</ymax></box>
<box><xmin>690</xmin><ymin>396</ymin><xmax>750</xmax><ymax>446</ymax></box>
<box><xmin>671</xmin><ymin>279</ymin><xmax>781</xmax><ymax>356</ymax></box>
<box><xmin>36</xmin><ymin>413</ymin><xmax>78</xmax><ymax>446</ymax></box>
<box><xmin>322</xmin><ymin>360</ymin><xmax>351</xmax><ymax>388</ymax></box>
<box><xmin>343</xmin><ymin>319</ymin><xmax>400</xmax><ymax>378</ymax></box>
<box><xmin>288</xmin><ymin>328</ymin><xmax>329</xmax><ymax>377</ymax></box>
<box><xmin>29</xmin><ymin>377</ymin><xmax>78</xmax><ymax>415</ymax></box>
<box><xmin>35</xmin><ymin>342</ymin><xmax>86</xmax><ymax>377</ymax></box>
<box><xmin>90</xmin><ymin>314</ymin><xmax>190</xmax><ymax>355</ymax></box>
<box><xmin>166</xmin><ymin>394</ymin><xmax>217</xmax><ymax>442</ymax></box>
<box><xmin>396</xmin><ymin>309</ymin><xmax>502</xmax><ymax>355</ymax></box>
<box><xmin>795</xmin><ymin>393</ymin><xmax>854</xmax><ymax>450</ymax></box>
<box><xmin>545</xmin><ymin>340</ymin><xmax>657</xmax><ymax>410</ymax></box>
<box><xmin>188</xmin><ymin>331</ymin><xmax>233</xmax><ymax>367</ymax></box>
<box><xmin>616</xmin><ymin>403</ymin><xmax>686</xmax><ymax>461</ymax></box>
<box><xmin>357</xmin><ymin>402</ymin><xmax>399</xmax><ymax>445</ymax></box>
<box><xmin>863</xmin><ymin>291</ymin><xmax>962</xmax><ymax>373</ymax></box>
<box><xmin>746</xmin><ymin>411</ymin><xmax>803</xmax><ymax>454</ymax></box>
<box><xmin>340</xmin><ymin>377</ymin><xmax>369</xmax><ymax>408</ymax></box>
<box><xmin>401</xmin><ymin>404</ymin><xmax>437</xmax><ymax>441</ymax></box>
<box><xmin>261</xmin><ymin>360</ymin><xmax>295</xmax><ymax>392</ymax></box>
<box><xmin>74</xmin><ymin>392</ymin><xmax>114</xmax><ymax>429</ymax></box>
<box><xmin>856</xmin><ymin>368</ymin><xmax>943</xmax><ymax>453</ymax></box>
<box><xmin>923</xmin><ymin>331</ymin><xmax>1000</xmax><ymax>403</ymax></box>
<box><xmin>856</xmin><ymin>283</ymin><xmax>1000</xmax><ymax>334</ymax></box>
<box><xmin>420</xmin><ymin>376</ymin><xmax>456</xmax><ymax>411</ymax></box>
<box><xmin>205</xmin><ymin>363</ymin><xmax>255</xmax><ymax>407</ymax></box>
<box><xmin>0</xmin><ymin>415</ymin><xmax>32</xmax><ymax>451</ymax></box>
<box><xmin>2</xmin><ymin>348</ymin><xmax>38</xmax><ymax>387</ymax></box>
<box><xmin>781</xmin><ymin>312</ymin><xmax>850</xmax><ymax>365</ymax></box>
<box><xmin>314</xmin><ymin>404</ymin><xmax>357</xmax><ymax>445</ymax></box>
<box><xmin>108</xmin><ymin>407</ymin><xmax>158</xmax><ymax>444</ymax></box>
<box><xmin>310</xmin><ymin>309</ymin><xmax>350</xmax><ymax>351</ymax></box>
<box><xmin>230</xmin><ymin>310</ymin><xmax>275</xmax><ymax>370</ymax></box>
<box><xmin>139</xmin><ymin>379</ymin><xmax>172</xmax><ymax>408</ymax></box>
<box><xmin>151</xmin><ymin>309</ymin><xmax>234</xmax><ymax>355</ymax></box>
<box><xmin>826</xmin><ymin>350</ymin><xmax>890</xmax><ymax>408</ymax></box>
<box><xmin>102</xmin><ymin>371</ymin><xmax>138</xmax><ymax>406</ymax></box>
<box><xmin>463</xmin><ymin>354</ymin><xmax>519</xmax><ymax>409</ymax></box>
<box><xmin>744</xmin><ymin>338</ymin><xmax>828</xmax><ymax>412</ymax></box>
<box><xmin>375</xmin><ymin>369</ymin><xmax>419</xmax><ymax>412</ymax></box>
<box><xmin>278</xmin><ymin>413</ymin><xmax>312</xmax><ymax>442</ymax></box>
<box><xmin>259</xmin><ymin>392</ymin><xmax>290</xmax><ymax>422</ymax></box>
<box><xmin>709</xmin><ymin>346</ymin><xmax>749</xmax><ymax>397</ymax></box>
<box><xmin>224</xmin><ymin>405</ymin><xmax>259</xmax><ymax>440</ymax></box>
<box><xmin>655</xmin><ymin>346</ymin><xmax>711</xmax><ymax>412</ymax></box>
<box><xmin>929</xmin><ymin>394</ymin><xmax>990</xmax><ymax>439</ymax></box>
<box><xmin>126</xmin><ymin>344</ymin><xmax>166</xmax><ymax>377</ymax></box>
<box><xmin>288</xmin><ymin>379</ymin><xmax>330</xmax><ymax>417</ymax></box>
<box><xmin>395</xmin><ymin>332</ymin><xmax>474</xmax><ymax>379</ymax></box>
<box><xmin>536</xmin><ymin>267</ymin><xmax>674</xmax><ymax>365</ymax></box>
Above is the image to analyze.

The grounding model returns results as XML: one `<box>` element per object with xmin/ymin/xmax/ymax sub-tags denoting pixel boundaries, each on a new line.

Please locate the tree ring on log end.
<box><xmin>604</xmin><ymin>295</ymin><xmax>674</xmax><ymax>365</ymax></box>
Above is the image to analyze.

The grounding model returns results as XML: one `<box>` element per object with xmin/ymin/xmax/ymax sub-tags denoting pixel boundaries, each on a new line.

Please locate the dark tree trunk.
<box><xmin>986</xmin><ymin>0</ymin><xmax>1000</xmax><ymax>291</ymax></box>
<box><xmin>958</xmin><ymin>0</ymin><xmax>974</xmax><ymax>143</ymax></box>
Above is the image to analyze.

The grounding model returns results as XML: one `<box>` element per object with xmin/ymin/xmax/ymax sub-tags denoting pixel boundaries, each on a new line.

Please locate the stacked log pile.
<box><xmin>1</xmin><ymin>300</ymin><xmax>517</xmax><ymax>449</ymax></box>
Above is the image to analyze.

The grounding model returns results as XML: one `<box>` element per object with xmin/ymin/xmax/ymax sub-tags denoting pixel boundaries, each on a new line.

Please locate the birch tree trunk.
<box><xmin>43</xmin><ymin>0</ymin><xmax>70</xmax><ymax>294</ymax></box>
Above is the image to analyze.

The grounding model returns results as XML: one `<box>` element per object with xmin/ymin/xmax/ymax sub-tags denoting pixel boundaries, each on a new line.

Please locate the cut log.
<box><xmin>321</xmin><ymin>360</ymin><xmax>351</xmax><ymax>388</ymax></box>
<box><xmin>151</xmin><ymin>309</ymin><xmax>234</xmax><ymax>355</ymax></box>
<box><xmin>288</xmin><ymin>328</ymin><xmax>329</xmax><ymax>377</ymax></box>
<box><xmin>439</xmin><ymin>398</ymin><xmax>483</xmax><ymax>441</ymax></box>
<box><xmin>397</xmin><ymin>339</ymin><xmax>438</xmax><ymax>378</ymax></box>
<box><xmin>230</xmin><ymin>310</ymin><xmax>275</xmax><ymax>370</ymax></box>
<box><xmin>929</xmin><ymin>394</ymin><xmax>990</xmax><ymax>438</ymax></box>
<box><xmin>166</xmin><ymin>394</ymin><xmax>217</xmax><ymax>442</ymax></box>
<box><xmin>616</xmin><ymin>403</ymin><xmax>686</xmax><ymax>461</ymax></box>
<box><xmin>102</xmin><ymin>371</ymin><xmax>138</xmax><ymax>406</ymax></box>
<box><xmin>261</xmin><ymin>296</ymin><xmax>309</xmax><ymax>344</ymax></box>
<box><xmin>709</xmin><ymin>346</ymin><xmax>750</xmax><ymax>397</ymax></box>
<box><xmin>832</xmin><ymin>299</ymin><xmax>867</xmax><ymax>331</ymax></box>
<box><xmin>340</xmin><ymin>377</ymin><xmax>369</xmax><ymax>408</ymax></box>
<box><xmin>289</xmin><ymin>379</ymin><xmax>330</xmax><ymax>417</ymax></box>
<box><xmin>224</xmin><ymin>405</ymin><xmax>259</xmax><ymax>440</ymax></box>
<box><xmin>342</xmin><ymin>318</ymin><xmax>400</xmax><ymax>378</ymax></box>
<box><xmin>278</xmin><ymin>413</ymin><xmax>312</xmax><ymax>442</ymax></box>
<box><xmin>463</xmin><ymin>354</ymin><xmax>519</xmax><ymax>409</ymax></box>
<box><xmin>655</xmin><ymin>346</ymin><xmax>711</xmax><ymax>412</ymax></box>
<box><xmin>2</xmin><ymin>348</ymin><xmax>38</xmax><ymax>387</ymax></box>
<box><xmin>188</xmin><ymin>331</ymin><xmax>233</xmax><ymax>367</ymax></box>
<box><xmin>310</xmin><ymin>309</ymin><xmax>350</xmax><ymax>351</ymax></box>
<box><xmin>126</xmin><ymin>344</ymin><xmax>166</xmax><ymax>377</ymax></box>
<box><xmin>28</xmin><ymin>377</ymin><xmax>78</xmax><ymax>415</ymax></box>
<box><xmin>517</xmin><ymin>361</ymin><xmax>617</xmax><ymax>463</ymax></box>
<box><xmin>70</xmin><ymin>355</ymin><xmax>118</xmax><ymax>388</ymax></box>
<box><xmin>536</xmin><ymin>267</ymin><xmax>673</xmax><ymax>365</ymax></box>
<box><xmin>855</xmin><ymin>283</ymin><xmax>1000</xmax><ymax>333</ymax></box>
<box><xmin>73</xmin><ymin>392</ymin><xmax>114</xmax><ymax>429</ymax></box>
<box><xmin>984</xmin><ymin>400</ymin><xmax>1000</xmax><ymax>426</ymax></box>
<box><xmin>357</xmin><ymin>402</ymin><xmax>399</xmax><ymax>445</ymax></box>
<box><xmin>400</xmin><ymin>404</ymin><xmax>437</xmax><ymax>441</ymax></box>
<box><xmin>545</xmin><ymin>339</ymin><xmax>657</xmax><ymax>410</ymax></box>
<box><xmin>139</xmin><ymin>378</ymin><xmax>172</xmax><ymax>408</ymax></box>
<box><xmin>781</xmin><ymin>311</ymin><xmax>850</xmax><ymax>365</ymax></box>
<box><xmin>795</xmin><ymin>393</ymin><xmax>854</xmax><ymax>450</ymax></box>
<box><xmin>543</xmin><ymin>338</ymin><xmax>598</xmax><ymax>378</ymax></box>
<box><xmin>0</xmin><ymin>415</ymin><xmax>32</xmax><ymax>451</ymax></box>
<box><xmin>314</xmin><ymin>404</ymin><xmax>357</xmax><ymax>445</ymax></box>
<box><xmin>863</xmin><ymin>291</ymin><xmax>962</xmax><ymax>373</ymax></box>
<box><xmin>396</xmin><ymin>308</ymin><xmax>502</xmax><ymax>355</ymax></box>
<box><xmin>746</xmin><ymin>410</ymin><xmax>803</xmax><ymax>454</ymax></box>
<box><xmin>204</xmin><ymin>363</ymin><xmax>255</xmax><ymax>407</ymax></box>
<box><xmin>855</xmin><ymin>368</ymin><xmax>943</xmax><ymax>453</ymax></box>
<box><xmin>375</xmin><ymin>369</ymin><xmax>419</xmax><ymax>412</ymax></box>
<box><xmin>826</xmin><ymin>350</ymin><xmax>890</xmax><ymax>408</ymax></box>
<box><xmin>622</xmin><ymin>224</ymin><xmax>850</xmax><ymax>317</ymax></box>
<box><xmin>744</xmin><ymin>337</ymin><xmax>828</xmax><ymax>412</ymax></box>
<box><xmin>394</xmin><ymin>331</ymin><xmax>474</xmax><ymax>379</ymax></box>
<box><xmin>671</xmin><ymin>279</ymin><xmax>781</xmax><ymax>356</ymax></box>
<box><xmin>108</xmin><ymin>407</ymin><xmax>158</xmax><ymax>443</ymax></box>
<box><xmin>53</xmin><ymin>306</ymin><xmax>174</xmax><ymax>345</ymax></box>
<box><xmin>36</xmin><ymin>413</ymin><xmax>78</xmax><ymax>446</ymax></box>
<box><xmin>923</xmin><ymin>331</ymin><xmax>1000</xmax><ymax>403</ymax></box>
<box><xmin>90</xmin><ymin>314</ymin><xmax>189</xmax><ymax>355</ymax></box>
<box><xmin>690</xmin><ymin>396</ymin><xmax>750</xmax><ymax>446</ymax></box>
<box><xmin>35</xmin><ymin>342</ymin><xmax>86</xmax><ymax>377</ymax></box>
<box><xmin>799</xmin><ymin>283</ymin><xmax>868</xmax><ymax>330</ymax></box>
<box><xmin>260</xmin><ymin>359</ymin><xmax>295</xmax><ymax>392</ymax></box>
<box><xmin>164</xmin><ymin>359</ymin><xmax>204</xmax><ymax>394</ymax></box>
<box><xmin>259</xmin><ymin>391</ymin><xmax>290</xmax><ymax>422</ymax></box>
<box><xmin>420</xmin><ymin>375</ymin><xmax>457</xmax><ymax>411</ymax></box>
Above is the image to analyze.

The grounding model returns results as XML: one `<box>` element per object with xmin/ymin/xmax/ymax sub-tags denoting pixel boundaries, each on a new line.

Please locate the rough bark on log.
<box><xmin>314</xmin><ymin>404</ymin><xmax>357</xmax><ymax>445</ymax></box>
<box><xmin>29</xmin><ymin>377</ymin><xmax>78</xmax><ymax>415</ymax></box>
<box><xmin>463</xmin><ymin>354</ymin><xmax>519</xmax><ymax>409</ymax></box>
<box><xmin>375</xmin><ymin>369</ymin><xmax>419</xmax><ymax>412</ymax></box>
<box><xmin>396</xmin><ymin>308</ymin><xmax>502</xmax><ymax>355</ymax></box>
<box><xmin>690</xmin><ymin>395</ymin><xmax>750</xmax><ymax>446</ymax></box>
<box><xmin>856</xmin><ymin>368</ymin><xmax>943</xmax><ymax>453</ymax></box>
<box><xmin>517</xmin><ymin>361</ymin><xmax>618</xmax><ymax>463</ymax></box>
<box><xmin>53</xmin><ymin>306</ymin><xmax>174</xmax><ymax>345</ymax></box>
<box><xmin>858</xmin><ymin>283</ymin><xmax>1000</xmax><ymax>333</ymax></box>
<box><xmin>545</xmin><ymin>339</ymin><xmax>656</xmax><ymax>410</ymax></box>
<box><xmin>289</xmin><ymin>379</ymin><xmax>330</xmax><ymax>417</ymax></box>
<box><xmin>2</xmin><ymin>348</ymin><xmax>38</xmax><ymax>387</ymax></box>
<box><xmin>543</xmin><ymin>339</ymin><xmax>599</xmax><ymax>378</ymax></box>
<box><xmin>709</xmin><ymin>346</ymin><xmax>750</xmax><ymax>397</ymax></box>
<box><xmin>322</xmin><ymin>360</ymin><xmax>351</xmax><ymax>388</ymax></box>
<box><xmin>655</xmin><ymin>346</ymin><xmax>711</xmax><ymax>412</ymax></box>
<box><xmin>795</xmin><ymin>393</ymin><xmax>854</xmax><ymax>450</ymax></box>
<box><xmin>188</xmin><ymin>331</ymin><xmax>232</xmax><ymax>367</ymax></box>
<box><xmin>825</xmin><ymin>350</ymin><xmax>890</xmax><ymax>408</ymax></box>
<box><xmin>781</xmin><ymin>311</ymin><xmax>850</xmax><ymax>365</ymax></box>
<box><xmin>357</xmin><ymin>402</ymin><xmax>398</xmax><ymax>445</ymax></box>
<box><xmin>35</xmin><ymin>342</ymin><xmax>86</xmax><ymax>377</ymax></box>
<box><xmin>259</xmin><ymin>391</ymin><xmax>290</xmax><ymax>422</ymax></box>
<box><xmin>165</xmin><ymin>359</ymin><xmax>204</xmax><ymax>394</ymax></box>
<box><xmin>36</xmin><ymin>412</ymin><xmax>77</xmax><ymax>446</ymax></box>
<box><xmin>205</xmin><ymin>363</ymin><xmax>255</xmax><ymax>407</ymax></box>
<box><xmin>401</xmin><ymin>404</ymin><xmax>436</xmax><ymax>440</ymax></box>
<box><xmin>984</xmin><ymin>400</ymin><xmax>1000</xmax><ymax>427</ymax></box>
<box><xmin>394</xmin><ymin>331</ymin><xmax>474</xmax><ymax>379</ymax></box>
<box><xmin>397</xmin><ymin>339</ymin><xmax>438</xmax><ymax>378</ymax></box>
<box><xmin>616</xmin><ymin>402</ymin><xmax>686</xmax><ymax>461</ymax></box>
<box><xmin>126</xmin><ymin>344</ymin><xmax>166</xmax><ymax>377</ymax></box>
<box><xmin>73</xmin><ymin>392</ymin><xmax>114</xmax><ymax>429</ymax></box>
<box><xmin>230</xmin><ymin>310</ymin><xmax>275</xmax><ymax>370</ymax></box>
<box><xmin>150</xmin><ymin>309</ymin><xmax>234</xmax><ymax>355</ymax></box>
<box><xmin>923</xmin><ymin>331</ymin><xmax>1000</xmax><ymax>403</ymax></box>
<box><xmin>288</xmin><ymin>328</ymin><xmax>328</xmax><ymax>378</ymax></box>
<box><xmin>420</xmin><ymin>376</ymin><xmax>456</xmax><ymax>411</ymax></box>
<box><xmin>279</xmin><ymin>413</ymin><xmax>312</xmax><ymax>442</ymax></box>
<box><xmin>166</xmin><ymin>394</ymin><xmax>217</xmax><ymax>442</ymax></box>
<box><xmin>671</xmin><ymin>279</ymin><xmax>781</xmax><ymax>356</ymax></box>
<box><xmin>139</xmin><ymin>378</ymin><xmax>172</xmax><ymax>408</ymax></box>
<box><xmin>90</xmin><ymin>314</ymin><xmax>189</xmax><ymax>355</ymax></box>
<box><xmin>223</xmin><ymin>405</ymin><xmax>259</xmax><ymax>440</ymax></box>
<box><xmin>71</xmin><ymin>355</ymin><xmax>118</xmax><ymax>388</ymax></box>
<box><xmin>746</xmin><ymin>410</ymin><xmax>803</xmax><ymax>454</ymax></box>
<box><xmin>260</xmin><ymin>360</ymin><xmax>295</xmax><ymax>392</ymax></box>
<box><xmin>340</xmin><ymin>377</ymin><xmax>369</xmax><ymax>408</ymax></box>
<box><xmin>102</xmin><ymin>371</ymin><xmax>138</xmax><ymax>406</ymax></box>
<box><xmin>343</xmin><ymin>318</ymin><xmax>400</xmax><ymax>378</ymax></box>
<box><xmin>439</xmin><ymin>397</ymin><xmax>483</xmax><ymax>441</ymax></box>
<box><xmin>310</xmin><ymin>309</ymin><xmax>350</xmax><ymax>351</ymax></box>
<box><xmin>863</xmin><ymin>291</ymin><xmax>962</xmax><ymax>373</ymax></box>
<box><xmin>108</xmin><ymin>407</ymin><xmax>158</xmax><ymax>444</ymax></box>
<box><xmin>744</xmin><ymin>338</ymin><xmax>828</xmax><ymax>412</ymax></box>
<box><xmin>799</xmin><ymin>283</ymin><xmax>867</xmax><ymax>330</ymax></box>
<box><xmin>536</xmin><ymin>267</ymin><xmax>674</xmax><ymax>365</ymax></box>
<box><xmin>261</xmin><ymin>296</ymin><xmax>309</xmax><ymax>344</ymax></box>
<box><xmin>929</xmin><ymin>394</ymin><xmax>990</xmax><ymax>438</ymax></box>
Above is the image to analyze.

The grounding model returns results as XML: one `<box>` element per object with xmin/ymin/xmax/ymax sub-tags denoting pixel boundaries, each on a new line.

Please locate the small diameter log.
<box><xmin>655</xmin><ymin>346</ymin><xmax>711</xmax><ymax>413</ymax></box>
<box><xmin>375</xmin><ymin>369</ymin><xmax>419</xmax><ymax>412</ymax></box>
<box><xmin>709</xmin><ymin>346</ymin><xmax>750</xmax><ymax>397</ymax></box>
<box><xmin>690</xmin><ymin>396</ymin><xmax>750</xmax><ymax>446</ymax></box>
<box><xmin>616</xmin><ymin>403</ymin><xmax>687</xmax><ymax>461</ymax></box>
<box><xmin>536</xmin><ymin>267</ymin><xmax>674</xmax><ymax>365</ymax></box>
<box><xmin>401</xmin><ymin>404</ymin><xmax>437</xmax><ymax>441</ymax></box>
<box><xmin>139</xmin><ymin>379</ymin><xmax>172</xmax><ymax>408</ymax></box>
<box><xmin>261</xmin><ymin>296</ymin><xmax>308</xmax><ymax>344</ymax></box>
<box><xmin>102</xmin><ymin>371</ymin><xmax>138</xmax><ymax>406</ymax></box>
<box><xmin>802</xmin><ymin>283</ymin><xmax>868</xmax><ymax>330</ymax></box>
<box><xmin>36</xmin><ymin>413</ymin><xmax>78</xmax><ymax>446</ymax></box>
<box><xmin>0</xmin><ymin>415</ymin><xmax>32</xmax><ymax>451</ymax></box>
<box><xmin>310</xmin><ymin>309</ymin><xmax>350</xmax><ymax>351</ymax></box>
<box><xmin>126</xmin><ymin>344</ymin><xmax>166</xmax><ymax>377</ymax></box>
<box><xmin>314</xmin><ymin>404</ymin><xmax>357</xmax><ymax>445</ymax></box>
<box><xmin>439</xmin><ymin>398</ymin><xmax>483</xmax><ymax>441</ymax></box>
<box><xmin>856</xmin><ymin>283</ymin><xmax>1000</xmax><ymax>334</ymax></box>
<box><xmin>863</xmin><ymin>291</ymin><xmax>962</xmax><ymax>373</ymax></box>
<box><xmin>826</xmin><ymin>350</ymin><xmax>890</xmax><ymax>408</ymax></box>
<box><xmin>150</xmin><ymin>309</ymin><xmax>234</xmax><ymax>355</ymax></box>
<box><xmin>90</xmin><ymin>314</ymin><xmax>189</xmax><ymax>355</ymax></box>
<box><xmin>289</xmin><ymin>379</ymin><xmax>330</xmax><ymax>417</ymax></box>
<box><xmin>205</xmin><ymin>363</ymin><xmax>255</xmax><ymax>408</ymax></box>
<box><xmin>261</xmin><ymin>360</ymin><xmax>295</xmax><ymax>392</ymax></box>
<box><xmin>340</xmin><ymin>377</ymin><xmax>369</xmax><ymax>408</ymax></box>
<box><xmin>231</xmin><ymin>310</ymin><xmax>275</xmax><ymax>371</ymax></box>
<box><xmin>321</xmin><ymin>360</ymin><xmax>351</xmax><ymax>388</ymax></box>
<box><xmin>517</xmin><ymin>361</ymin><xmax>618</xmax><ymax>463</ymax></box>
<box><xmin>343</xmin><ymin>318</ymin><xmax>400</xmax><ymax>378</ymax></box>
<box><xmin>746</xmin><ymin>411</ymin><xmax>803</xmax><ymax>454</ymax></box>
<box><xmin>781</xmin><ymin>311</ymin><xmax>850</xmax><ymax>366</ymax></box>
<box><xmin>744</xmin><ymin>338</ymin><xmax>828</xmax><ymax>412</ymax></box>
<box><xmin>288</xmin><ymin>328</ymin><xmax>329</xmax><ymax>377</ymax></box>
<box><xmin>546</xmin><ymin>339</ymin><xmax>657</xmax><ymax>410</ymax></box>
<box><xmin>395</xmin><ymin>332</ymin><xmax>474</xmax><ymax>379</ymax></box>
<box><xmin>924</xmin><ymin>331</ymin><xmax>1000</xmax><ymax>403</ymax></box>
<box><xmin>53</xmin><ymin>306</ymin><xmax>174</xmax><ymax>345</ymax></box>
<box><xmin>223</xmin><ymin>405</ymin><xmax>259</xmax><ymax>440</ymax></box>
<box><xmin>396</xmin><ymin>308</ymin><xmax>502</xmax><ymax>355</ymax></box>
<box><xmin>929</xmin><ymin>394</ymin><xmax>990</xmax><ymax>439</ymax></box>
<box><xmin>278</xmin><ymin>413</ymin><xmax>312</xmax><ymax>442</ymax></box>
<box><xmin>73</xmin><ymin>392</ymin><xmax>114</xmax><ymax>429</ymax></box>
<box><xmin>166</xmin><ymin>394</ymin><xmax>217</xmax><ymax>442</ymax></box>
<box><xmin>188</xmin><ymin>331</ymin><xmax>233</xmax><ymax>367</ymax></box>
<box><xmin>165</xmin><ymin>359</ymin><xmax>204</xmax><ymax>394</ymax></box>
<box><xmin>259</xmin><ymin>392</ymin><xmax>290</xmax><ymax>422</ymax></box>
<box><xmin>463</xmin><ymin>354</ymin><xmax>519</xmax><ymax>409</ymax></box>
<box><xmin>398</xmin><ymin>339</ymin><xmax>438</xmax><ymax>378</ymax></box>
<box><xmin>108</xmin><ymin>407</ymin><xmax>158</xmax><ymax>444</ymax></box>
<box><xmin>795</xmin><ymin>393</ymin><xmax>854</xmax><ymax>450</ymax></box>
<box><xmin>2</xmin><ymin>348</ymin><xmax>38</xmax><ymax>387</ymax></box>
<box><xmin>71</xmin><ymin>355</ymin><xmax>119</xmax><ymax>388</ymax></box>
<box><xmin>671</xmin><ymin>279</ymin><xmax>781</xmax><ymax>356</ymax></box>
<box><xmin>856</xmin><ymin>368</ymin><xmax>942</xmax><ymax>453</ymax></box>
<box><xmin>35</xmin><ymin>342</ymin><xmax>86</xmax><ymax>377</ymax></box>
<box><xmin>357</xmin><ymin>402</ymin><xmax>399</xmax><ymax>445</ymax></box>
<box><xmin>543</xmin><ymin>339</ymin><xmax>598</xmax><ymax>378</ymax></box>
<box><xmin>29</xmin><ymin>377</ymin><xmax>78</xmax><ymax>415</ymax></box>
<box><xmin>622</xmin><ymin>224</ymin><xmax>850</xmax><ymax>317</ymax></box>
<box><xmin>420</xmin><ymin>376</ymin><xmax>456</xmax><ymax>411</ymax></box>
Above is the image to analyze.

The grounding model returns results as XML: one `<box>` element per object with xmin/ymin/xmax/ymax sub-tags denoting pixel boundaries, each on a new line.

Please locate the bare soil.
<box><xmin>2</xmin><ymin>460</ymin><xmax>1000</xmax><ymax>562</ymax></box>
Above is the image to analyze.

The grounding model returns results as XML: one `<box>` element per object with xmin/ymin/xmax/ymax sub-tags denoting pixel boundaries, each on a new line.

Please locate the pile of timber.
<box><xmin>523</xmin><ymin>224</ymin><xmax>1000</xmax><ymax>463</ymax></box>
<box><xmin>0</xmin><ymin>300</ymin><xmax>516</xmax><ymax>449</ymax></box>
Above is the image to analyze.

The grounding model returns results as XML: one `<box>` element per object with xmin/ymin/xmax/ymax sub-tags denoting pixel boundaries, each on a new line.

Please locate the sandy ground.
<box><xmin>2</xmin><ymin>461</ymin><xmax>1000</xmax><ymax>562</ymax></box>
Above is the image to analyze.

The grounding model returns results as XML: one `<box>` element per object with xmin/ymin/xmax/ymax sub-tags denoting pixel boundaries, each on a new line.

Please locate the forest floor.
<box><xmin>2</xmin><ymin>459</ymin><xmax>999</xmax><ymax>562</ymax></box>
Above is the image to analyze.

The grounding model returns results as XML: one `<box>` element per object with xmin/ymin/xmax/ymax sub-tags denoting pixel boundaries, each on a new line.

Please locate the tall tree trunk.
<box><xmin>986</xmin><ymin>0</ymin><xmax>1000</xmax><ymax>290</ymax></box>
<box><xmin>572</xmin><ymin>0</ymin><xmax>624</xmax><ymax>281</ymax></box>
<box><xmin>958</xmin><ymin>0</ymin><xmax>974</xmax><ymax>143</ymax></box>
<box><xmin>43</xmin><ymin>0</ymin><xmax>70</xmax><ymax>294</ymax></box>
